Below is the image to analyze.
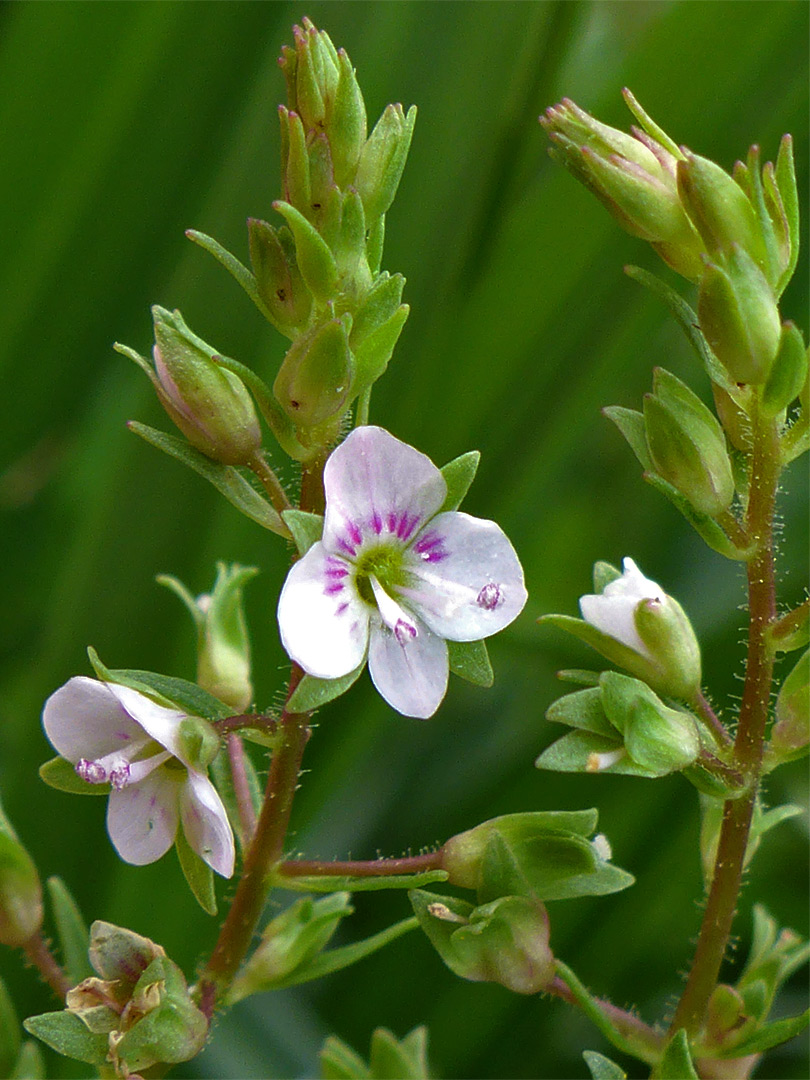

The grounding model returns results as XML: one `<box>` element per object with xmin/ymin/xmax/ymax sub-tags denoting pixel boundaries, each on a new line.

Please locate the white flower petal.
<box><xmin>106</xmin><ymin>770</ymin><xmax>179</xmax><ymax>865</ymax></box>
<box><xmin>402</xmin><ymin>512</ymin><xmax>527</xmax><ymax>640</ymax></box>
<box><xmin>579</xmin><ymin>557</ymin><xmax>664</xmax><ymax>658</ymax></box>
<box><xmin>368</xmin><ymin>615</ymin><xmax>448</xmax><ymax>719</ymax></box>
<box><xmin>106</xmin><ymin>683</ymin><xmax>187</xmax><ymax>759</ymax></box>
<box><xmin>278</xmin><ymin>542</ymin><xmax>370</xmax><ymax>679</ymax></box>
<box><xmin>322</xmin><ymin>427</ymin><xmax>447</xmax><ymax>557</ymax></box>
<box><xmin>180</xmin><ymin>771</ymin><xmax>236</xmax><ymax>878</ymax></box>
<box><xmin>42</xmin><ymin>676</ymin><xmax>144</xmax><ymax>764</ymax></box>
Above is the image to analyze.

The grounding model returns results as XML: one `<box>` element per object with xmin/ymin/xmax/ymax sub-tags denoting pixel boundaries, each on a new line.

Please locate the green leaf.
<box><xmin>556</xmin><ymin>669</ymin><xmax>602</xmax><ymax>687</ymax></box>
<box><xmin>46</xmin><ymin>877</ymin><xmax>92</xmax><ymax>984</ymax></box>
<box><xmin>546</xmin><ymin>686</ymin><xmax>617</xmax><ymax>737</ymax></box>
<box><xmin>447</xmin><ymin>639</ymin><xmax>493</xmax><ymax>687</ymax></box>
<box><xmin>273</xmin><ymin>200</ymin><xmax>339</xmax><ymax>303</ymax></box>
<box><xmin>583</xmin><ymin>1050</ymin><xmax>627</xmax><ymax>1080</ymax></box>
<box><xmin>287</xmin><ymin>663</ymin><xmax>366</xmax><ymax>712</ymax></box>
<box><xmin>536</xmin><ymin>730</ymin><xmax>655</xmax><ymax>778</ymax></box>
<box><xmin>369</xmin><ymin>1026</ymin><xmax>430</xmax><ymax>1080</ymax></box>
<box><xmin>92</xmin><ymin>660</ymin><xmax>233</xmax><ymax>726</ymax></box>
<box><xmin>39</xmin><ymin>756</ymin><xmax>110</xmax><ymax>796</ymax></box>
<box><xmin>9</xmin><ymin>1040</ymin><xmax>46</xmax><ymax>1079</ymax></box>
<box><xmin>23</xmin><ymin>1011</ymin><xmax>108</xmax><ymax>1066</ymax></box>
<box><xmin>128</xmin><ymin>421</ymin><xmax>287</xmax><ymax>534</ymax></box>
<box><xmin>270</xmin><ymin>916</ymin><xmax>419</xmax><ymax>989</ymax></box>
<box><xmin>602</xmin><ymin>406</ymin><xmax>652</xmax><ymax>471</ymax></box>
<box><xmin>651</xmin><ymin>1030</ymin><xmax>698</xmax><ymax>1079</ymax></box>
<box><xmin>175</xmin><ymin>828</ymin><xmax>217</xmax><ymax>916</ymax></box>
<box><xmin>642</xmin><ymin>472</ymin><xmax>749</xmax><ymax>560</ymax></box>
<box><xmin>185</xmin><ymin>228</ymin><xmax>277</xmax><ymax>323</ymax></box>
<box><xmin>438</xmin><ymin>450</ymin><xmax>480</xmax><ymax>512</ymax></box>
<box><xmin>723</xmin><ymin>1008</ymin><xmax>809</xmax><ymax>1057</ymax></box>
<box><xmin>774</xmin><ymin>134</ymin><xmax>799</xmax><ymax>294</ymax></box>
<box><xmin>321</xmin><ymin>1035</ymin><xmax>372</xmax><ymax>1079</ymax></box>
<box><xmin>283</xmin><ymin>509</ymin><xmax>325</xmax><ymax>556</ymax></box>
<box><xmin>277</xmin><ymin>870</ymin><xmax>448</xmax><ymax>894</ymax></box>
<box><xmin>0</xmin><ymin>977</ymin><xmax>20</xmax><ymax>1078</ymax></box>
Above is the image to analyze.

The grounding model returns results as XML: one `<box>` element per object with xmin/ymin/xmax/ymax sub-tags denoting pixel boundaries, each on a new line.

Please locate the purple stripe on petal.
<box><xmin>346</xmin><ymin>520</ymin><xmax>363</xmax><ymax>547</ymax></box>
<box><xmin>398</xmin><ymin>513</ymin><xmax>420</xmax><ymax>541</ymax></box>
<box><xmin>325</xmin><ymin>564</ymin><xmax>349</xmax><ymax>579</ymax></box>
<box><xmin>336</xmin><ymin>536</ymin><xmax>357</xmax><ymax>556</ymax></box>
<box><xmin>423</xmin><ymin>550</ymin><xmax>448</xmax><ymax>563</ymax></box>
<box><xmin>324</xmin><ymin>582</ymin><xmax>345</xmax><ymax>596</ymax></box>
<box><xmin>371</xmin><ymin>510</ymin><xmax>383</xmax><ymax>535</ymax></box>
<box><xmin>336</xmin><ymin>602</ymin><xmax>349</xmax><ymax>616</ymax></box>
<box><xmin>387</xmin><ymin>512</ymin><xmax>399</xmax><ymax>534</ymax></box>
<box><xmin>414</xmin><ymin>530</ymin><xmax>442</xmax><ymax>554</ymax></box>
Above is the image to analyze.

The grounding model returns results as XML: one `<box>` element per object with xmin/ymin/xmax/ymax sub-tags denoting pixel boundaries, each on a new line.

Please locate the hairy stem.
<box><xmin>671</xmin><ymin>400</ymin><xmax>780</xmax><ymax>1036</ymax></box>
<box><xmin>693</xmin><ymin>689</ymin><xmax>733</xmax><ymax>747</ymax></box>
<box><xmin>278</xmin><ymin>853</ymin><xmax>444</xmax><ymax>878</ymax></box>
<box><xmin>21</xmin><ymin>931</ymin><xmax>72</xmax><ymax>1000</ymax></box>
<box><xmin>247</xmin><ymin>450</ymin><xmax>294</xmax><ymax>519</ymax></box>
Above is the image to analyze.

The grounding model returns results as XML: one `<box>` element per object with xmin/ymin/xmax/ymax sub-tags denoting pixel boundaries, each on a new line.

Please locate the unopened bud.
<box><xmin>600</xmin><ymin>671</ymin><xmax>700</xmax><ymax>775</ymax></box>
<box><xmin>248</xmin><ymin>219</ymin><xmax>312</xmax><ymax>335</ymax></box>
<box><xmin>175</xmin><ymin>715</ymin><xmax>220</xmax><ymax>773</ymax></box>
<box><xmin>355</xmin><ymin>104</ymin><xmax>417</xmax><ymax>223</ymax></box>
<box><xmin>88</xmin><ymin>921</ymin><xmax>165</xmax><ymax>984</ymax></box>
<box><xmin>273</xmin><ymin>315</ymin><xmax>353</xmax><ymax>427</ymax></box>
<box><xmin>0</xmin><ymin>796</ymin><xmax>42</xmax><ymax>947</ymax></box>
<box><xmin>643</xmin><ymin>368</ymin><xmax>734</xmax><ymax>517</ymax></box>
<box><xmin>147</xmin><ymin>307</ymin><xmax>262</xmax><ymax>465</ymax></box>
<box><xmin>762</xmin><ymin>322</ymin><xmax>808</xmax><ymax>417</ymax></box>
<box><xmin>698</xmin><ymin>248</ymin><xmax>782</xmax><ymax>384</ymax></box>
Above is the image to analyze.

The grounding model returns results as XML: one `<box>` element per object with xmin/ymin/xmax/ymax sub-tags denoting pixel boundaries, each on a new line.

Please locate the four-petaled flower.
<box><xmin>578</xmin><ymin>557</ymin><xmax>663</xmax><ymax>659</ymax></box>
<box><xmin>42</xmin><ymin>677</ymin><xmax>235</xmax><ymax>877</ymax></box>
<box><xmin>278</xmin><ymin>426</ymin><xmax>527</xmax><ymax>717</ymax></box>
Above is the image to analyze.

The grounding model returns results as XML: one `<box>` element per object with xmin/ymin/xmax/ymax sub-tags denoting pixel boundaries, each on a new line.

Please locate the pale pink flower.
<box><xmin>578</xmin><ymin>557</ymin><xmax>664</xmax><ymax>660</ymax></box>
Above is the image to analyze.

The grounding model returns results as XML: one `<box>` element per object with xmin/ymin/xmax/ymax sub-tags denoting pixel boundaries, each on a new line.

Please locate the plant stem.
<box><xmin>278</xmin><ymin>853</ymin><xmax>444</xmax><ymax>878</ymax></box>
<box><xmin>671</xmin><ymin>401</ymin><xmax>780</xmax><ymax>1036</ymax></box>
<box><xmin>247</xmin><ymin>450</ymin><xmax>294</xmax><ymax>519</ymax></box>
<box><xmin>693</xmin><ymin>690</ymin><xmax>733</xmax><ymax>747</ymax></box>
<box><xmin>226</xmin><ymin>734</ymin><xmax>257</xmax><ymax>845</ymax></box>
<box><xmin>21</xmin><ymin>931</ymin><xmax>71</xmax><ymax>1000</ymax></box>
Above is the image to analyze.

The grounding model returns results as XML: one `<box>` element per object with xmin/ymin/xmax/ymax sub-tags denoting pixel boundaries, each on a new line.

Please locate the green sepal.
<box><xmin>39</xmin><ymin>756</ymin><xmax>110</xmax><ymax>796</ymax></box>
<box><xmin>602</xmin><ymin>406</ymin><xmax>652</xmax><ymax>470</ymax></box>
<box><xmin>273</xmin><ymin>200</ymin><xmax>338</xmax><ymax>304</ymax></box>
<box><xmin>447</xmin><ymin>639</ymin><xmax>493</xmax><ymax>687</ymax></box>
<box><xmin>287</xmin><ymin>663</ymin><xmax>366</xmax><ymax>713</ymax></box>
<box><xmin>774</xmin><ymin>134</ymin><xmax>799</xmax><ymax>293</ymax></box>
<box><xmin>556</xmin><ymin>669</ymin><xmax>602</xmax><ymax>687</ymax></box>
<box><xmin>762</xmin><ymin>322</ymin><xmax>808</xmax><ymax>416</ymax></box>
<box><xmin>46</xmin><ymin>877</ymin><xmax>92</xmax><ymax>984</ymax></box>
<box><xmin>536</xmin><ymin>730</ymin><xmax>654</xmax><ymax>777</ymax></box>
<box><xmin>592</xmin><ymin>561</ymin><xmax>622</xmax><ymax>592</ymax></box>
<box><xmin>23</xmin><ymin>1011</ymin><xmax>109</xmax><ymax>1067</ymax></box>
<box><xmin>369</xmin><ymin>1026</ymin><xmax>430</xmax><ymax>1080</ymax></box>
<box><xmin>366</xmin><ymin>215</ymin><xmax>385</xmax><ymax>277</ymax></box>
<box><xmin>350</xmin><ymin>273</ymin><xmax>406</xmax><ymax>348</ymax></box>
<box><xmin>321</xmin><ymin>1036</ymin><xmax>371</xmax><ymax>1080</ymax></box>
<box><xmin>624</xmin><ymin>266</ymin><xmax>737</xmax><ymax>394</ymax></box>
<box><xmin>334</xmin><ymin>189</ymin><xmax>366</xmax><ymax>278</ymax></box>
<box><xmin>248</xmin><ymin>219</ymin><xmax>313</xmax><ymax>337</ymax></box>
<box><xmin>767</xmin><ymin>600</ymin><xmax>810</xmax><ymax>654</ymax></box>
<box><xmin>438</xmin><ymin>450</ymin><xmax>480</xmax><ymax>513</ymax></box>
<box><xmin>351</xmin><ymin>305</ymin><xmax>409</xmax><ymax>397</ymax></box>
<box><xmin>9</xmin><ymin>1040</ymin><xmax>45</xmax><ymax>1079</ymax></box>
<box><xmin>266</xmin><ymin>916</ymin><xmax>418</xmax><ymax>991</ymax></box>
<box><xmin>175</xmin><ymin>828</ymin><xmax>217</xmax><ymax>916</ymax></box>
<box><xmin>276</xmin><ymin>870</ymin><xmax>448</xmax><ymax>894</ymax></box>
<box><xmin>583</xmin><ymin>1050</ymin><xmax>627</xmax><ymax>1080</ymax></box>
<box><xmin>538</xmin><ymin>613</ymin><xmax>659</xmax><ymax>684</ymax></box>
<box><xmin>642</xmin><ymin>471</ymin><xmax>748</xmax><ymax>560</ymax></box>
<box><xmin>651</xmin><ymin>1030</ymin><xmax>698</xmax><ymax>1079</ymax></box>
<box><xmin>283</xmin><ymin>509</ymin><xmax>325</xmax><ymax>556</ymax></box>
<box><xmin>546</xmin><ymin>686</ymin><xmax>617</xmax><ymax>737</ymax></box>
<box><xmin>621</xmin><ymin>89</ymin><xmax>682</xmax><ymax>159</ymax></box>
<box><xmin>718</xmin><ymin>1009</ymin><xmax>809</xmax><ymax>1058</ymax></box>
<box><xmin>0</xmin><ymin>977</ymin><xmax>20</xmax><ymax>1078</ymax></box>
<box><xmin>185</xmin><ymin>229</ymin><xmax>276</xmax><ymax>323</ymax></box>
<box><xmin>87</xmin><ymin>647</ymin><xmax>233</xmax><ymax>721</ymax></box>
<box><xmin>128</xmin><ymin>421</ymin><xmax>287</xmax><ymax>534</ymax></box>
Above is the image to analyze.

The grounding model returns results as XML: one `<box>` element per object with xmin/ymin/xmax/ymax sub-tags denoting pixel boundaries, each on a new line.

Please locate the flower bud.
<box><xmin>643</xmin><ymin>368</ymin><xmax>734</xmax><ymax>517</ymax></box>
<box><xmin>697</xmin><ymin>247</ymin><xmax>782</xmax><ymax>384</ymax></box>
<box><xmin>175</xmin><ymin>715</ymin><xmax>220</xmax><ymax>773</ymax></box>
<box><xmin>677</xmin><ymin>151</ymin><xmax>768</xmax><ymax>270</ymax></box>
<box><xmin>410</xmin><ymin>890</ymin><xmax>555</xmax><ymax>995</ymax></box>
<box><xmin>147</xmin><ymin>307</ymin><xmax>262</xmax><ymax>465</ymax></box>
<box><xmin>541</xmin><ymin>98</ymin><xmax>704</xmax><ymax>279</ymax></box>
<box><xmin>354</xmin><ymin>104</ymin><xmax>417</xmax><ymax>224</ymax></box>
<box><xmin>87</xmin><ymin>921</ymin><xmax>165</xmax><ymax>984</ymax></box>
<box><xmin>273</xmin><ymin>315</ymin><xmax>354</xmax><ymax>427</ymax></box>
<box><xmin>599</xmin><ymin>671</ymin><xmax>700</xmax><ymax>775</ymax></box>
<box><xmin>248</xmin><ymin>219</ymin><xmax>312</xmax><ymax>336</ymax></box>
<box><xmin>280</xmin><ymin>18</ymin><xmax>340</xmax><ymax>134</ymax></box>
<box><xmin>578</xmin><ymin>557</ymin><xmax>702</xmax><ymax>701</ymax></box>
<box><xmin>761</xmin><ymin>322</ymin><xmax>809</xmax><ymax>417</ymax></box>
<box><xmin>0</xmin><ymin>796</ymin><xmax>42</xmax><ymax>947</ymax></box>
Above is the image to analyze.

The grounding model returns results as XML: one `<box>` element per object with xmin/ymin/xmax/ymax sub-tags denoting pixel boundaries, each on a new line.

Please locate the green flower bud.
<box><xmin>280</xmin><ymin>18</ymin><xmax>339</xmax><ymax>134</ymax></box>
<box><xmin>273</xmin><ymin>315</ymin><xmax>354</xmax><ymax>427</ymax></box>
<box><xmin>143</xmin><ymin>307</ymin><xmax>262</xmax><ymax>465</ymax></box>
<box><xmin>87</xmin><ymin>921</ymin><xmax>165</xmax><ymax>983</ymax></box>
<box><xmin>278</xmin><ymin>107</ymin><xmax>311</xmax><ymax>215</ymax></box>
<box><xmin>643</xmin><ymin>368</ymin><xmax>734</xmax><ymax>517</ymax></box>
<box><xmin>248</xmin><ymin>220</ymin><xmax>312</xmax><ymax>337</ymax></box>
<box><xmin>227</xmin><ymin>893</ymin><xmax>352</xmax><ymax>1004</ymax></box>
<box><xmin>541</xmin><ymin>97</ymin><xmax>704</xmax><ymax>279</ymax></box>
<box><xmin>410</xmin><ymin>890</ymin><xmax>555</xmax><ymax>995</ymax></box>
<box><xmin>633</xmin><ymin>590</ymin><xmax>702</xmax><ymax>702</ymax></box>
<box><xmin>0</xmin><ymin>796</ymin><xmax>42</xmax><ymax>947</ymax></box>
<box><xmin>698</xmin><ymin>248</ymin><xmax>782</xmax><ymax>384</ymax></box>
<box><xmin>330</xmin><ymin>49</ymin><xmax>368</xmax><ymax>189</ymax></box>
<box><xmin>600</xmin><ymin>671</ymin><xmax>701</xmax><ymax>775</ymax></box>
<box><xmin>762</xmin><ymin>322</ymin><xmax>809</xmax><ymax>417</ymax></box>
<box><xmin>176</xmin><ymin>715</ymin><xmax>220</xmax><ymax>773</ymax></box>
<box><xmin>677</xmin><ymin>151</ymin><xmax>768</xmax><ymax>271</ymax></box>
<box><xmin>355</xmin><ymin>104</ymin><xmax>417</xmax><ymax>224</ymax></box>
<box><xmin>711</xmin><ymin>381</ymin><xmax>753</xmax><ymax>452</ymax></box>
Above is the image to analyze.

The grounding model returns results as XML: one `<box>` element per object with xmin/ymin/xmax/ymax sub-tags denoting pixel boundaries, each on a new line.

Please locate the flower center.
<box><xmin>76</xmin><ymin>739</ymin><xmax>172</xmax><ymax>790</ymax></box>
<box><xmin>353</xmin><ymin>545</ymin><xmax>406</xmax><ymax>606</ymax></box>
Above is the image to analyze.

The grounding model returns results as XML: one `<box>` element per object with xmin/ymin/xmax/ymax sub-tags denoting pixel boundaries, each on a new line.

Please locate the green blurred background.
<box><xmin>0</xmin><ymin>2</ymin><xmax>807</xmax><ymax>1077</ymax></box>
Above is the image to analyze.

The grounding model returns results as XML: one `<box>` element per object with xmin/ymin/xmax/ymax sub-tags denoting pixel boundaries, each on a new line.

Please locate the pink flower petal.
<box><xmin>368</xmin><ymin>615</ymin><xmax>448</xmax><ymax>719</ymax></box>
<box><xmin>402</xmin><ymin>512</ymin><xmax>527</xmax><ymax>640</ymax></box>
<box><xmin>106</xmin><ymin>683</ymin><xmax>187</xmax><ymax>758</ymax></box>
<box><xmin>180</xmin><ymin>771</ymin><xmax>235</xmax><ymax>878</ymax></box>
<box><xmin>42</xmin><ymin>677</ymin><xmax>144</xmax><ymax>763</ymax></box>
<box><xmin>106</xmin><ymin>770</ymin><xmax>179</xmax><ymax>866</ymax></box>
<box><xmin>322</xmin><ymin>427</ymin><xmax>447</xmax><ymax>557</ymax></box>
<box><xmin>278</xmin><ymin>542</ymin><xmax>370</xmax><ymax>679</ymax></box>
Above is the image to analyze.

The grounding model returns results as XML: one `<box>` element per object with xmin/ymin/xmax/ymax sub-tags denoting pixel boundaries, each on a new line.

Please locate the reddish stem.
<box><xmin>278</xmin><ymin>853</ymin><xmax>443</xmax><ymax>878</ymax></box>
<box><xmin>21</xmin><ymin>931</ymin><xmax>72</xmax><ymax>1000</ymax></box>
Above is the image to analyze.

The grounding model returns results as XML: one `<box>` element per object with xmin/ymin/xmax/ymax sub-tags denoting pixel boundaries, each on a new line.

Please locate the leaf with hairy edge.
<box><xmin>128</xmin><ymin>422</ymin><xmax>288</xmax><ymax>535</ymax></box>
<box><xmin>277</xmin><ymin>870</ymin><xmax>448</xmax><ymax>894</ymax></box>
<box><xmin>46</xmin><ymin>878</ymin><xmax>92</xmax><ymax>984</ymax></box>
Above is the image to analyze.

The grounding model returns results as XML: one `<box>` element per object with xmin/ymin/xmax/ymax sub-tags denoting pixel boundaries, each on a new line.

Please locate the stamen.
<box><xmin>369</xmin><ymin>574</ymin><xmax>418</xmax><ymax>645</ymax></box>
<box><xmin>476</xmin><ymin>582</ymin><xmax>502</xmax><ymax>610</ymax></box>
<box><xmin>394</xmin><ymin>619</ymin><xmax>417</xmax><ymax>646</ymax></box>
<box><xmin>76</xmin><ymin>758</ymin><xmax>107</xmax><ymax>784</ymax></box>
<box><xmin>586</xmin><ymin>747</ymin><xmax>626</xmax><ymax>773</ymax></box>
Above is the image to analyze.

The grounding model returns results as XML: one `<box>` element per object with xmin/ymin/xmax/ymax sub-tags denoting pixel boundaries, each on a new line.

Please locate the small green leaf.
<box><xmin>369</xmin><ymin>1026</ymin><xmax>430</xmax><ymax>1079</ymax></box>
<box><xmin>723</xmin><ymin>1008</ymin><xmax>809</xmax><ymax>1057</ymax></box>
<box><xmin>546</xmin><ymin>686</ymin><xmax>617</xmax><ymax>737</ymax></box>
<box><xmin>438</xmin><ymin>451</ymin><xmax>480</xmax><ymax>512</ymax></box>
<box><xmin>46</xmin><ymin>878</ymin><xmax>92</xmax><ymax>984</ymax></box>
<box><xmin>273</xmin><ymin>200</ymin><xmax>339</xmax><ymax>303</ymax></box>
<box><xmin>39</xmin><ymin>756</ymin><xmax>109</xmax><ymax>796</ymax></box>
<box><xmin>104</xmin><ymin>668</ymin><xmax>232</xmax><ymax>722</ymax></box>
<box><xmin>175</xmin><ymin>829</ymin><xmax>217</xmax><ymax>916</ymax></box>
<box><xmin>287</xmin><ymin>664</ymin><xmax>366</xmax><ymax>712</ymax></box>
<box><xmin>583</xmin><ymin>1050</ymin><xmax>627</xmax><ymax>1080</ymax></box>
<box><xmin>774</xmin><ymin>134</ymin><xmax>799</xmax><ymax>294</ymax></box>
<box><xmin>277</xmin><ymin>870</ymin><xmax>448</xmax><ymax>894</ymax></box>
<box><xmin>23</xmin><ymin>1011</ymin><xmax>108</xmax><ymax>1066</ymax></box>
<box><xmin>651</xmin><ymin>1030</ymin><xmax>698</xmax><ymax>1079</ymax></box>
<box><xmin>128</xmin><ymin>421</ymin><xmax>287</xmax><ymax>535</ymax></box>
<box><xmin>447</xmin><ymin>639</ymin><xmax>493</xmax><ymax>687</ymax></box>
<box><xmin>556</xmin><ymin>669</ymin><xmax>602</xmax><ymax>687</ymax></box>
<box><xmin>603</xmin><ymin>406</ymin><xmax>652</xmax><ymax>471</ymax></box>
<box><xmin>283</xmin><ymin>509</ymin><xmax>325</xmax><ymax>556</ymax></box>
<box><xmin>270</xmin><ymin>916</ymin><xmax>419</xmax><ymax>989</ymax></box>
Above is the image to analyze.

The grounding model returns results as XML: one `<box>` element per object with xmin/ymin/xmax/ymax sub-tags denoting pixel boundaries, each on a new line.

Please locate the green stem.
<box><xmin>278</xmin><ymin>853</ymin><xmax>443</xmax><ymax>878</ymax></box>
<box><xmin>671</xmin><ymin>400</ymin><xmax>780</xmax><ymax>1036</ymax></box>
